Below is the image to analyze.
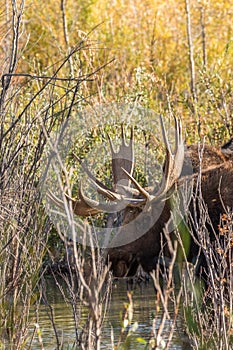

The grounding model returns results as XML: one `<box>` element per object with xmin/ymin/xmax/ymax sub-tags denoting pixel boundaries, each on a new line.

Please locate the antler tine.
<box><xmin>70</xmin><ymin>181</ymin><xmax>118</xmax><ymax>216</ymax></box>
<box><xmin>160</xmin><ymin>114</ymin><xmax>172</xmax><ymax>157</ymax></box>
<box><xmin>47</xmin><ymin>188</ymin><xmax>101</xmax><ymax>216</ymax></box>
<box><xmin>74</xmin><ymin>182</ymin><xmax>102</xmax><ymax>215</ymax></box>
<box><xmin>73</xmin><ymin>152</ymin><xmax>126</xmax><ymax>202</ymax></box>
<box><xmin>108</xmin><ymin>124</ymin><xmax>134</xmax><ymax>152</ymax></box>
<box><xmin>174</xmin><ymin>115</ymin><xmax>182</xmax><ymax>153</ymax></box>
<box><xmin>71</xmin><ymin>152</ymin><xmax>140</xmax><ymax>214</ymax></box>
<box><xmin>173</xmin><ymin>116</ymin><xmax>178</xmax><ymax>154</ymax></box>
<box><xmin>153</xmin><ymin>115</ymin><xmax>184</xmax><ymax>198</ymax></box>
<box><xmin>120</xmin><ymin>116</ymin><xmax>184</xmax><ymax>207</ymax></box>
<box><xmin>121</xmin><ymin>167</ymin><xmax>151</xmax><ymax>201</ymax></box>
<box><xmin>121</xmin><ymin>123</ymin><xmax>126</xmax><ymax>145</ymax></box>
<box><xmin>129</xmin><ymin>125</ymin><xmax>134</xmax><ymax>148</ymax></box>
<box><xmin>87</xmin><ymin>176</ymin><xmax>123</xmax><ymax>201</ymax></box>
<box><xmin>121</xmin><ymin>123</ymin><xmax>134</xmax><ymax>144</ymax></box>
<box><xmin>78</xmin><ymin>179</ymin><xmax>143</xmax><ymax>213</ymax></box>
<box><xmin>117</xmin><ymin>183</ymin><xmax>140</xmax><ymax>197</ymax></box>
<box><xmin>174</xmin><ymin>116</ymin><xmax>184</xmax><ymax>175</ymax></box>
<box><xmin>73</xmin><ymin>153</ymin><xmax>111</xmax><ymax>192</ymax></box>
<box><xmin>108</xmin><ymin>125</ymin><xmax>135</xmax><ymax>189</ymax></box>
<box><xmin>77</xmin><ymin>181</ymin><xmax>115</xmax><ymax>214</ymax></box>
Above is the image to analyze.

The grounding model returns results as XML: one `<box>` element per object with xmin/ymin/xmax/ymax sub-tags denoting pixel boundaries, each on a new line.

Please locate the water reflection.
<box><xmin>30</xmin><ymin>277</ymin><xmax>191</xmax><ymax>349</ymax></box>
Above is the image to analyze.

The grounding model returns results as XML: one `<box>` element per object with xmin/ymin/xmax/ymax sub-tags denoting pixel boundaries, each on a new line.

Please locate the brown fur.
<box><xmin>183</xmin><ymin>144</ymin><xmax>228</xmax><ymax>174</ymax></box>
<box><xmin>107</xmin><ymin>145</ymin><xmax>233</xmax><ymax>277</ymax></box>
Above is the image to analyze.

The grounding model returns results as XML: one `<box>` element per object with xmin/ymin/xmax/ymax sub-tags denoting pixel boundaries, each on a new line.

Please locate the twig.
<box><xmin>200</xmin><ymin>6</ymin><xmax>207</xmax><ymax>69</ymax></box>
<box><xmin>185</xmin><ymin>0</ymin><xmax>197</xmax><ymax>105</ymax></box>
<box><xmin>61</xmin><ymin>0</ymin><xmax>74</xmax><ymax>77</ymax></box>
<box><xmin>185</xmin><ymin>0</ymin><xmax>200</xmax><ymax>136</ymax></box>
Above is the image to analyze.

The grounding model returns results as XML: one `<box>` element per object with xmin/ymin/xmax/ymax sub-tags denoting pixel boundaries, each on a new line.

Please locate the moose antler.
<box><xmin>108</xmin><ymin>124</ymin><xmax>134</xmax><ymax>190</ymax></box>
<box><xmin>63</xmin><ymin>125</ymin><xmax>141</xmax><ymax>216</ymax></box>
<box><xmin>47</xmin><ymin>187</ymin><xmax>101</xmax><ymax>216</ymax></box>
<box><xmin>121</xmin><ymin>115</ymin><xmax>184</xmax><ymax>206</ymax></box>
<box><xmin>50</xmin><ymin>117</ymin><xmax>184</xmax><ymax>217</ymax></box>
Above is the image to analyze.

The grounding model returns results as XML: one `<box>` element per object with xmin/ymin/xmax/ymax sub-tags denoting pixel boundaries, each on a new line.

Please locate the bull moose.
<box><xmin>64</xmin><ymin>117</ymin><xmax>233</xmax><ymax>279</ymax></box>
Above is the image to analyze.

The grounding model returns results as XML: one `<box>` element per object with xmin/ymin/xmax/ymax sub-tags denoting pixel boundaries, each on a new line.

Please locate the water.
<box><xmin>29</xmin><ymin>277</ymin><xmax>191</xmax><ymax>349</ymax></box>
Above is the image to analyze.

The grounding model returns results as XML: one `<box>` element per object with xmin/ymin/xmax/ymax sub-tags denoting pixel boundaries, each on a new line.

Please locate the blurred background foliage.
<box><xmin>1</xmin><ymin>0</ymin><xmax>233</xmax><ymax>142</ymax></box>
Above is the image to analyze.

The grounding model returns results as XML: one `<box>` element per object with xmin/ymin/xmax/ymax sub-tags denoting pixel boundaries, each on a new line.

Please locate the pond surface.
<box><xmin>30</xmin><ymin>277</ymin><xmax>191</xmax><ymax>349</ymax></box>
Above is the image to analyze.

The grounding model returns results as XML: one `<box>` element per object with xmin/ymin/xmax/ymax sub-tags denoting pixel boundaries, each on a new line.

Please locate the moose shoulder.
<box><xmin>69</xmin><ymin>118</ymin><xmax>233</xmax><ymax>279</ymax></box>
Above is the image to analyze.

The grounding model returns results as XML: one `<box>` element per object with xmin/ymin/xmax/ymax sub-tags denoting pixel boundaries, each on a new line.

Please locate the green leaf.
<box><xmin>136</xmin><ymin>337</ymin><xmax>147</xmax><ymax>345</ymax></box>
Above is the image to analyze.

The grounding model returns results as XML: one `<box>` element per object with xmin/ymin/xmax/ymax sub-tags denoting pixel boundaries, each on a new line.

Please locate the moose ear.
<box><xmin>221</xmin><ymin>138</ymin><xmax>233</xmax><ymax>157</ymax></box>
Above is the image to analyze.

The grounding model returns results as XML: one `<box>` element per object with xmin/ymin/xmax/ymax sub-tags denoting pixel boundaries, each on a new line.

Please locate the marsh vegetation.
<box><xmin>0</xmin><ymin>0</ymin><xmax>233</xmax><ymax>349</ymax></box>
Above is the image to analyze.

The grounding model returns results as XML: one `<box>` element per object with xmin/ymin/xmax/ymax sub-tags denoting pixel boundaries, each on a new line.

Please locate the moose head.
<box><xmin>55</xmin><ymin>117</ymin><xmax>233</xmax><ymax>278</ymax></box>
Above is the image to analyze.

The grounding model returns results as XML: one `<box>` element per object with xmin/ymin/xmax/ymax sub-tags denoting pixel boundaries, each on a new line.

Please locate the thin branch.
<box><xmin>185</xmin><ymin>0</ymin><xmax>200</xmax><ymax>136</ymax></box>
<box><xmin>200</xmin><ymin>6</ymin><xmax>207</xmax><ymax>69</ymax></box>
<box><xmin>61</xmin><ymin>0</ymin><xmax>74</xmax><ymax>77</ymax></box>
<box><xmin>185</xmin><ymin>0</ymin><xmax>197</xmax><ymax>104</ymax></box>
